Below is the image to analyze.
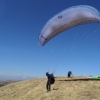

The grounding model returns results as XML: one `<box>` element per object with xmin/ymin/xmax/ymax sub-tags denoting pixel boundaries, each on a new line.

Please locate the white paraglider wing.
<box><xmin>39</xmin><ymin>5</ymin><xmax>100</xmax><ymax>46</ymax></box>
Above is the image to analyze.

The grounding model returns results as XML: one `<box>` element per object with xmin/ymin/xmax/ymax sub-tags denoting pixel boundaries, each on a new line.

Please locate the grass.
<box><xmin>0</xmin><ymin>76</ymin><xmax>100</xmax><ymax>100</ymax></box>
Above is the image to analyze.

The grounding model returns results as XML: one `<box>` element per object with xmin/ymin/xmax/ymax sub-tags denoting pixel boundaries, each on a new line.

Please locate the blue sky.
<box><xmin>0</xmin><ymin>0</ymin><xmax>100</xmax><ymax>79</ymax></box>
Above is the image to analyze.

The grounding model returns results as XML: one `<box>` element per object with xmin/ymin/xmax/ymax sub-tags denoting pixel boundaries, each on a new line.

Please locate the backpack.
<box><xmin>50</xmin><ymin>74</ymin><xmax>55</xmax><ymax>84</ymax></box>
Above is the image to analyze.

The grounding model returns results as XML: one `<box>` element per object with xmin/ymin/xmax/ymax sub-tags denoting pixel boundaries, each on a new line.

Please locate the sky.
<box><xmin>0</xmin><ymin>0</ymin><xmax>100</xmax><ymax>80</ymax></box>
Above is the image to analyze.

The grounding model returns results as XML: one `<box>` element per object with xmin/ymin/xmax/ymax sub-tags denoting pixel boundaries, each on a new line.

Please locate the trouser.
<box><xmin>46</xmin><ymin>80</ymin><xmax>51</xmax><ymax>91</ymax></box>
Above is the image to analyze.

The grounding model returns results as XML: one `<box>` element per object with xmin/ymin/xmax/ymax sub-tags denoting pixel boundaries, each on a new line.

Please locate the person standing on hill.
<box><xmin>68</xmin><ymin>71</ymin><xmax>73</xmax><ymax>77</ymax></box>
<box><xmin>46</xmin><ymin>72</ymin><xmax>55</xmax><ymax>92</ymax></box>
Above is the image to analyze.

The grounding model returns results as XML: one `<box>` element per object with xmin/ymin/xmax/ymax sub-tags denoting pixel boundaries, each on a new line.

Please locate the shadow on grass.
<box><xmin>46</xmin><ymin>88</ymin><xmax>58</xmax><ymax>92</ymax></box>
<box><xmin>57</xmin><ymin>78</ymin><xmax>100</xmax><ymax>81</ymax></box>
<box><xmin>53</xmin><ymin>88</ymin><xmax>58</xmax><ymax>90</ymax></box>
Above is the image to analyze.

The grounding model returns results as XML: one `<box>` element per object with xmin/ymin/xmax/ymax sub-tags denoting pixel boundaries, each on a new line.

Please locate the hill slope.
<box><xmin>0</xmin><ymin>77</ymin><xmax>100</xmax><ymax>100</ymax></box>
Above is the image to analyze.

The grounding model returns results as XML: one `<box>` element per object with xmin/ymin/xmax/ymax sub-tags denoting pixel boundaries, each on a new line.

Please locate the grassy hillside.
<box><xmin>0</xmin><ymin>76</ymin><xmax>100</xmax><ymax>100</ymax></box>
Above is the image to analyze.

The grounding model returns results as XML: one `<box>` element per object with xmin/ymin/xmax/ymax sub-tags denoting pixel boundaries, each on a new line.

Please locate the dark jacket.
<box><xmin>46</xmin><ymin>73</ymin><xmax>55</xmax><ymax>84</ymax></box>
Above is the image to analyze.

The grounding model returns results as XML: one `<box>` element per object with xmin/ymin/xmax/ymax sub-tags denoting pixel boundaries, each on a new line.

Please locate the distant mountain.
<box><xmin>0</xmin><ymin>80</ymin><xmax>16</xmax><ymax>87</ymax></box>
<box><xmin>0</xmin><ymin>74</ymin><xmax>36</xmax><ymax>81</ymax></box>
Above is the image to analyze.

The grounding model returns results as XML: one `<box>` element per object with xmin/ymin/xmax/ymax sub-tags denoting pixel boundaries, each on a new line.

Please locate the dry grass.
<box><xmin>0</xmin><ymin>76</ymin><xmax>100</xmax><ymax>100</ymax></box>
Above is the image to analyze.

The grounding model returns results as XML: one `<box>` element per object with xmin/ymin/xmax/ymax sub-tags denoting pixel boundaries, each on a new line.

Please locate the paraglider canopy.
<box><xmin>39</xmin><ymin>5</ymin><xmax>100</xmax><ymax>46</ymax></box>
